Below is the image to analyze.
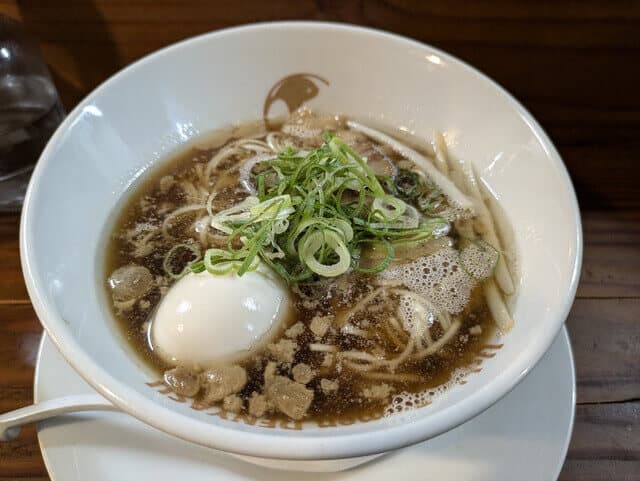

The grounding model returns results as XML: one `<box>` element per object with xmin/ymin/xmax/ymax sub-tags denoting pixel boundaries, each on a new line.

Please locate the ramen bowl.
<box><xmin>20</xmin><ymin>22</ymin><xmax>581</xmax><ymax>471</ymax></box>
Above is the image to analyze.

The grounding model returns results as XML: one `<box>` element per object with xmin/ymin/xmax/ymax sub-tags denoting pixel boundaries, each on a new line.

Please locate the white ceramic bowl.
<box><xmin>20</xmin><ymin>22</ymin><xmax>581</xmax><ymax>468</ymax></box>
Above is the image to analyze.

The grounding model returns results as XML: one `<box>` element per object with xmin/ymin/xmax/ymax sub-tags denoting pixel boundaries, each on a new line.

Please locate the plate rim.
<box><xmin>34</xmin><ymin>326</ymin><xmax>576</xmax><ymax>480</ymax></box>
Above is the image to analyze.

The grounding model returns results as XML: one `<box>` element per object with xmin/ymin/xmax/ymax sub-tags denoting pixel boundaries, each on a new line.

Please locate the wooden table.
<box><xmin>0</xmin><ymin>2</ymin><xmax>638</xmax><ymax>480</ymax></box>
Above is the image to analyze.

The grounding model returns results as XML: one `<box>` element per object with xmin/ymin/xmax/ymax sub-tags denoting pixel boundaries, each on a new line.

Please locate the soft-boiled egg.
<box><xmin>151</xmin><ymin>265</ymin><xmax>290</xmax><ymax>368</ymax></box>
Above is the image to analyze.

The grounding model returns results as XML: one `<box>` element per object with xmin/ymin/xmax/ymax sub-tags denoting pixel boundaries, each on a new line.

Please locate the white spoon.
<box><xmin>0</xmin><ymin>394</ymin><xmax>118</xmax><ymax>441</ymax></box>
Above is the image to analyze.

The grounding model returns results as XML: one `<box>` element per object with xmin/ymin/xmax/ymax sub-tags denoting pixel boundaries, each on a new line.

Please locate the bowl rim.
<box><xmin>20</xmin><ymin>21</ymin><xmax>583</xmax><ymax>460</ymax></box>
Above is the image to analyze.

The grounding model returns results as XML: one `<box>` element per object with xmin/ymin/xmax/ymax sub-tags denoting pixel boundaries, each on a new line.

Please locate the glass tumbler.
<box><xmin>0</xmin><ymin>15</ymin><xmax>64</xmax><ymax>212</ymax></box>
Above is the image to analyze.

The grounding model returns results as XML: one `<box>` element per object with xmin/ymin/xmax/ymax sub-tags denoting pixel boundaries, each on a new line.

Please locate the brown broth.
<box><xmin>105</xmin><ymin>114</ymin><xmax>501</xmax><ymax>423</ymax></box>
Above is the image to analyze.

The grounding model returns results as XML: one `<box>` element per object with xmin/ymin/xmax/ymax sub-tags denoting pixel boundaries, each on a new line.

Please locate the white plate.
<box><xmin>34</xmin><ymin>328</ymin><xmax>575</xmax><ymax>481</ymax></box>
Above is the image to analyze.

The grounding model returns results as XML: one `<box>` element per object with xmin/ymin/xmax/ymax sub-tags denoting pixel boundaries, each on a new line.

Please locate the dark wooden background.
<box><xmin>0</xmin><ymin>1</ymin><xmax>638</xmax><ymax>480</ymax></box>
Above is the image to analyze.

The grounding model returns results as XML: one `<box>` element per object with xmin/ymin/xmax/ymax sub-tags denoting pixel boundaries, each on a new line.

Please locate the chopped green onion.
<box><xmin>356</xmin><ymin>239</ymin><xmax>395</xmax><ymax>274</ymax></box>
<box><xmin>173</xmin><ymin>133</ymin><xmax>450</xmax><ymax>282</ymax></box>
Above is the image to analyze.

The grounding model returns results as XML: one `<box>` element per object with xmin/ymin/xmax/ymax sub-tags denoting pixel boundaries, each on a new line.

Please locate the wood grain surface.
<box><xmin>0</xmin><ymin>1</ymin><xmax>638</xmax><ymax>480</ymax></box>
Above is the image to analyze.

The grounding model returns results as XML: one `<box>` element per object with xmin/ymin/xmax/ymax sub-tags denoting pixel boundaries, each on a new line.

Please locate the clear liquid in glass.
<box><xmin>0</xmin><ymin>16</ymin><xmax>65</xmax><ymax>212</ymax></box>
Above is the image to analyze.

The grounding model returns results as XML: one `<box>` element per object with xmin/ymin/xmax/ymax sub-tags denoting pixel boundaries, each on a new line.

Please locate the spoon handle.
<box><xmin>0</xmin><ymin>394</ymin><xmax>118</xmax><ymax>441</ymax></box>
